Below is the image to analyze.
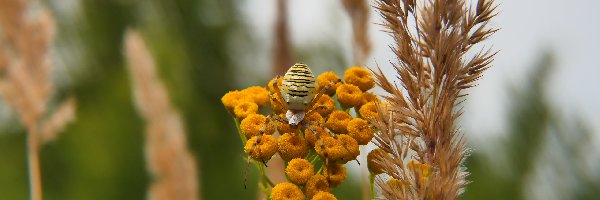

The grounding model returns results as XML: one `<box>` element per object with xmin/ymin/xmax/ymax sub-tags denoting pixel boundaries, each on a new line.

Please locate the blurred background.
<box><xmin>0</xmin><ymin>0</ymin><xmax>599</xmax><ymax>199</ymax></box>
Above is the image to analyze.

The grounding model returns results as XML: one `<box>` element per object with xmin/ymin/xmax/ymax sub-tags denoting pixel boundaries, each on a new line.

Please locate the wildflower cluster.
<box><xmin>222</xmin><ymin>66</ymin><xmax>379</xmax><ymax>199</ymax></box>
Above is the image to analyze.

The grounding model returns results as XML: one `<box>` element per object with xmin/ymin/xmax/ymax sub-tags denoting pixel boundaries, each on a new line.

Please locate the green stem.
<box><xmin>369</xmin><ymin>173</ymin><xmax>375</xmax><ymax>200</ymax></box>
<box><xmin>233</xmin><ymin>117</ymin><xmax>247</xmax><ymax>144</ymax></box>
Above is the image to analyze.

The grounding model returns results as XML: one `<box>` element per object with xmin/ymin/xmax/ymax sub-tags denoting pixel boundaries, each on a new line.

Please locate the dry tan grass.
<box><xmin>0</xmin><ymin>1</ymin><xmax>76</xmax><ymax>199</ymax></box>
<box><xmin>124</xmin><ymin>30</ymin><xmax>199</xmax><ymax>200</ymax></box>
<box><xmin>370</xmin><ymin>0</ymin><xmax>498</xmax><ymax>199</ymax></box>
<box><xmin>341</xmin><ymin>0</ymin><xmax>372</xmax><ymax>65</ymax></box>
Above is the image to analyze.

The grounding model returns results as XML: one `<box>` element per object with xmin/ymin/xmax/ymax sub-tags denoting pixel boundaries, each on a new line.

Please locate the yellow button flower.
<box><xmin>285</xmin><ymin>158</ymin><xmax>314</xmax><ymax>185</ymax></box>
<box><xmin>233</xmin><ymin>101</ymin><xmax>258</xmax><ymax>120</ymax></box>
<box><xmin>244</xmin><ymin>135</ymin><xmax>277</xmax><ymax>161</ymax></box>
<box><xmin>336</xmin><ymin>83</ymin><xmax>363</xmax><ymax>108</ymax></box>
<box><xmin>367</xmin><ymin>149</ymin><xmax>388</xmax><ymax>174</ymax></box>
<box><xmin>221</xmin><ymin>90</ymin><xmax>252</xmax><ymax>111</ymax></box>
<box><xmin>242</xmin><ymin>86</ymin><xmax>270</xmax><ymax>106</ymax></box>
<box><xmin>387</xmin><ymin>178</ymin><xmax>405</xmax><ymax>192</ymax></box>
<box><xmin>305</xmin><ymin>174</ymin><xmax>330</xmax><ymax>199</ymax></box>
<box><xmin>325</xmin><ymin>110</ymin><xmax>352</xmax><ymax>134</ymax></box>
<box><xmin>277</xmin><ymin>114</ymin><xmax>299</xmax><ymax>134</ymax></box>
<box><xmin>313</xmin><ymin>95</ymin><xmax>335</xmax><ymax>117</ymax></box>
<box><xmin>358</xmin><ymin>102</ymin><xmax>378</xmax><ymax>120</ymax></box>
<box><xmin>344</xmin><ymin>66</ymin><xmax>375</xmax><ymax>92</ymax></box>
<box><xmin>311</xmin><ymin>191</ymin><xmax>337</xmax><ymax>200</ymax></box>
<box><xmin>304</xmin><ymin>126</ymin><xmax>328</xmax><ymax>146</ymax></box>
<box><xmin>314</xmin><ymin>137</ymin><xmax>345</xmax><ymax>161</ymax></box>
<box><xmin>240</xmin><ymin>114</ymin><xmax>275</xmax><ymax>138</ymax></box>
<box><xmin>305</xmin><ymin>112</ymin><xmax>325</xmax><ymax>124</ymax></box>
<box><xmin>407</xmin><ymin>159</ymin><xmax>430</xmax><ymax>185</ymax></box>
<box><xmin>278</xmin><ymin>133</ymin><xmax>309</xmax><ymax>161</ymax></box>
<box><xmin>347</xmin><ymin>118</ymin><xmax>374</xmax><ymax>145</ymax></box>
<box><xmin>358</xmin><ymin>92</ymin><xmax>380</xmax><ymax>109</ymax></box>
<box><xmin>270</xmin><ymin>182</ymin><xmax>305</xmax><ymax>200</ymax></box>
<box><xmin>337</xmin><ymin>134</ymin><xmax>360</xmax><ymax>163</ymax></box>
<box><xmin>325</xmin><ymin>164</ymin><xmax>346</xmax><ymax>187</ymax></box>
<box><xmin>316</xmin><ymin>72</ymin><xmax>341</xmax><ymax>96</ymax></box>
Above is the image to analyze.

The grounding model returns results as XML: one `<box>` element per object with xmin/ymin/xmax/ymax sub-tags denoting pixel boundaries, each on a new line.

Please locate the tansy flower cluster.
<box><xmin>222</xmin><ymin>66</ymin><xmax>380</xmax><ymax>199</ymax></box>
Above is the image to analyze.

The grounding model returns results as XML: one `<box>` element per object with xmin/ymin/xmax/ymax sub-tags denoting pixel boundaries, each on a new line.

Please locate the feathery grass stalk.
<box><xmin>0</xmin><ymin>1</ymin><xmax>76</xmax><ymax>199</ymax></box>
<box><xmin>370</xmin><ymin>0</ymin><xmax>498</xmax><ymax>199</ymax></box>
<box><xmin>124</xmin><ymin>30</ymin><xmax>199</xmax><ymax>200</ymax></box>
<box><xmin>341</xmin><ymin>0</ymin><xmax>372</xmax><ymax>65</ymax></box>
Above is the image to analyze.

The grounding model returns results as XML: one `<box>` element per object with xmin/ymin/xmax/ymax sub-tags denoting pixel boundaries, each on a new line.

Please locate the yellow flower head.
<box><xmin>305</xmin><ymin>112</ymin><xmax>325</xmax><ymax>124</ymax></box>
<box><xmin>268</xmin><ymin>76</ymin><xmax>283</xmax><ymax>94</ymax></box>
<box><xmin>387</xmin><ymin>178</ymin><xmax>405</xmax><ymax>192</ymax></box>
<box><xmin>407</xmin><ymin>159</ymin><xmax>431</xmax><ymax>185</ymax></box>
<box><xmin>240</xmin><ymin>114</ymin><xmax>275</xmax><ymax>138</ymax></box>
<box><xmin>347</xmin><ymin>118</ymin><xmax>374</xmax><ymax>145</ymax></box>
<box><xmin>278</xmin><ymin>133</ymin><xmax>309</xmax><ymax>161</ymax></box>
<box><xmin>359</xmin><ymin>102</ymin><xmax>378</xmax><ymax>120</ymax></box>
<box><xmin>344</xmin><ymin>66</ymin><xmax>375</xmax><ymax>91</ymax></box>
<box><xmin>314</xmin><ymin>137</ymin><xmax>345</xmax><ymax>161</ymax></box>
<box><xmin>358</xmin><ymin>92</ymin><xmax>380</xmax><ymax>109</ymax></box>
<box><xmin>337</xmin><ymin>134</ymin><xmax>360</xmax><ymax>163</ymax></box>
<box><xmin>311</xmin><ymin>192</ymin><xmax>337</xmax><ymax>200</ymax></box>
<box><xmin>222</xmin><ymin>90</ymin><xmax>252</xmax><ymax>111</ymax></box>
<box><xmin>285</xmin><ymin>158</ymin><xmax>314</xmax><ymax>185</ymax></box>
<box><xmin>304</xmin><ymin>126</ymin><xmax>328</xmax><ymax>146</ymax></box>
<box><xmin>277</xmin><ymin>114</ymin><xmax>299</xmax><ymax>134</ymax></box>
<box><xmin>325</xmin><ymin>164</ymin><xmax>347</xmax><ymax>187</ymax></box>
<box><xmin>244</xmin><ymin>135</ymin><xmax>277</xmax><ymax>161</ymax></box>
<box><xmin>336</xmin><ymin>83</ymin><xmax>363</xmax><ymax>108</ymax></box>
<box><xmin>325</xmin><ymin>110</ymin><xmax>352</xmax><ymax>134</ymax></box>
<box><xmin>367</xmin><ymin>149</ymin><xmax>388</xmax><ymax>174</ymax></box>
<box><xmin>316</xmin><ymin>72</ymin><xmax>341</xmax><ymax>96</ymax></box>
<box><xmin>270</xmin><ymin>182</ymin><xmax>305</xmax><ymax>200</ymax></box>
<box><xmin>234</xmin><ymin>101</ymin><xmax>258</xmax><ymax>120</ymax></box>
<box><xmin>313</xmin><ymin>95</ymin><xmax>335</xmax><ymax>117</ymax></box>
<box><xmin>242</xmin><ymin>86</ymin><xmax>270</xmax><ymax>106</ymax></box>
<box><xmin>306</xmin><ymin>174</ymin><xmax>330</xmax><ymax>199</ymax></box>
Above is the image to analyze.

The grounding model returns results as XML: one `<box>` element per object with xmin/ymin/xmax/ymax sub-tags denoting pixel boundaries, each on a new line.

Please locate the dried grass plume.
<box><xmin>0</xmin><ymin>1</ymin><xmax>76</xmax><ymax>199</ymax></box>
<box><xmin>124</xmin><ymin>30</ymin><xmax>200</xmax><ymax>200</ymax></box>
<box><xmin>370</xmin><ymin>0</ymin><xmax>498</xmax><ymax>199</ymax></box>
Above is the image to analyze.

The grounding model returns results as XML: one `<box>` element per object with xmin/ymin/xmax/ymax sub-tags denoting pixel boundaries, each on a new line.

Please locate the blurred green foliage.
<box><xmin>463</xmin><ymin>51</ymin><xmax>600</xmax><ymax>200</ymax></box>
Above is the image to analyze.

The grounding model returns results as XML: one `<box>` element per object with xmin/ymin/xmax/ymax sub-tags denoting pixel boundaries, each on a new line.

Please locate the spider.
<box><xmin>243</xmin><ymin>63</ymin><xmax>358</xmax><ymax>188</ymax></box>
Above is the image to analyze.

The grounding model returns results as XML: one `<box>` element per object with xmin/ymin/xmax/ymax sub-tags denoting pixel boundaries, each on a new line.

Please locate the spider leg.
<box><xmin>305</xmin><ymin>78</ymin><xmax>341</xmax><ymax>112</ymax></box>
<box><xmin>270</xmin><ymin>76</ymin><xmax>288</xmax><ymax>111</ymax></box>
<box><xmin>304</xmin><ymin>120</ymin><xmax>359</xmax><ymax>163</ymax></box>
